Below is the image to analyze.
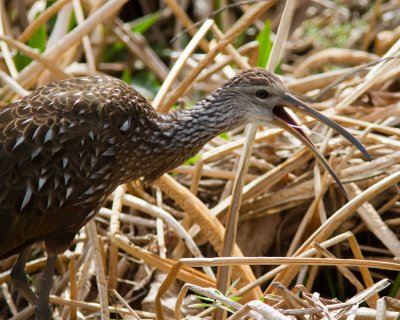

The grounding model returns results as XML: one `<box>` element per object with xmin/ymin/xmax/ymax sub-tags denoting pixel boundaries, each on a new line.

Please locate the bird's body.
<box><xmin>0</xmin><ymin>68</ymin><xmax>370</xmax><ymax>319</ymax></box>
<box><xmin>0</xmin><ymin>75</ymin><xmax>230</xmax><ymax>260</ymax></box>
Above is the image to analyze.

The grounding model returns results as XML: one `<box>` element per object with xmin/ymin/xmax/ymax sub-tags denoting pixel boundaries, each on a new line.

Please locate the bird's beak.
<box><xmin>271</xmin><ymin>93</ymin><xmax>371</xmax><ymax>196</ymax></box>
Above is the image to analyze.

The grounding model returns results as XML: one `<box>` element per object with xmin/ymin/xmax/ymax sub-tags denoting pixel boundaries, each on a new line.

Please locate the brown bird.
<box><xmin>0</xmin><ymin>68</ymin><xmax>370</xmax><ymax>319</ymax></box>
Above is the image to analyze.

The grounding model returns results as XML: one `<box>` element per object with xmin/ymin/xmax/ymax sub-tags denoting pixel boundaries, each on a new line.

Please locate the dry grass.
<box><xmin>0</xmin><ymin>0</ymin><xmax>400</xmax><ymax>319</ymax></box>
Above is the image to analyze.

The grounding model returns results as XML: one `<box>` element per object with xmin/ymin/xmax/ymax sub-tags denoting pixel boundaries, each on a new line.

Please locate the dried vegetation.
<box><xmin>0</xmin><ymin>0</ymin><xmax>400</xmax><ymax>319</ymax></box>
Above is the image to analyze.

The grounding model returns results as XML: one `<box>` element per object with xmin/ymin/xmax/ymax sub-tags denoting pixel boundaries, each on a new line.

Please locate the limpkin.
<box><xmin>0</xmin><ymin>68</ymin><xmax>370</xmax><ymax>318</ymax></box>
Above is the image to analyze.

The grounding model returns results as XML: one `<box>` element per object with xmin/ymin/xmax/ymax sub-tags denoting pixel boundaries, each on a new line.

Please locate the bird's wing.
<box><xmin>0</xmin><ymin>98</ymin><xmax>86</xmax><ymax>214</ymax></box>
<box><xmin>0</xmin><ymin>75</ymin><xmax>153</xmax><ymax>215</ymax></box>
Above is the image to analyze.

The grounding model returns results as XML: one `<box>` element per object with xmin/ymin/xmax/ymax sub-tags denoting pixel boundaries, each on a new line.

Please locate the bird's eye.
<box><xmin>256</xmin><ymin>89</ymin><xmax>269</xmax><ymax>99</ymax></box>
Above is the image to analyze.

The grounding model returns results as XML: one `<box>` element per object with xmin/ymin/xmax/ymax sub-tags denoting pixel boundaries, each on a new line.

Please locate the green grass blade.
<box><xmin>28</xmin><ymin>25</ymin><xmax>46</xmax><ymax>53</ymax></box>
<box><xmin>256</xmin><ymin>20</ymin><xmax>272</xmax><ymax>68</ymax></box>
<box><xmin>184</xmin><ymin>154</ymin><xmax>201</xmax><ymax>165</ymax></box>
<box><xmin>131</xmin><ymin>12</ymin><xmax>161</xmax><ymax>34</ymax></box>
<box><xmin>15</xmin><ymin>23</ymin><xmax>47</xmax><ymax>70</ymax></box>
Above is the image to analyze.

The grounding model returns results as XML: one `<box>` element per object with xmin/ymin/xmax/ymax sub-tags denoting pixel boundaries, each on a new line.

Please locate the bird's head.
<box><xmin>217</xmin><ymin>68</ymin><xmax>371</xmax><ymax>195</ymax></box>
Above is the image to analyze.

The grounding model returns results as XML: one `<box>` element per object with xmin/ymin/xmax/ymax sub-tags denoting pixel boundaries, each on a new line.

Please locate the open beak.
<box><xmin>272</xmin><ymin>93</ymin><xmax>371</xmax><ymax>196</ymax></box>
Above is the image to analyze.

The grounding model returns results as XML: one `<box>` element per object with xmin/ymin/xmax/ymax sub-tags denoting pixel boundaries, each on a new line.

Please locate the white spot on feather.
<box><xmin>97</xmin><ymin>166</ymin><xmax>108</xmax><ymax>173</ymax></box>
<box><xmin>21</xmin><ymin>186</ymin><xmax>32</xmax><ymax>210</ymax></box>
<box><xmin>120</xmin><ymin>120</ymin><xmax>130</xmax><ymax>131</ymax></box>
<box><xmin>12</xmin><ymin>136</ymin><xmax>24</xmax><ymax>150</ymax></box>
<box><xmin>64</xmin><ymin>173</ymin><xmax>71</xmax><ymax>185</ymax></box>
<box><xmin>66</xmin><ymin>187</ymin><xmax>73</xmax><ymax>199</ymax></box>
<box><xmin>107</xmin><ymin>137</ymin><xmax>116</xmax><ymax>144</ymax></box>
<box><xmin>22</xmin><ymin>118</ymin><xmax>31</xmax><ymax>125</ymax></box>
<box><xmin>54</xmin><ymin>178</ymin><xmax>59</xmax><ymax>189</ymax></box>
<box><xmin>32</xmin><ymin>127</ymin><xmax>40</xmax><ymax>139</ymax></box>
<box><xmin>51</xmin><ymin>146</ymin><xmax>61</xmax><ymax>155</ymax></box>
<box><xmin>0</xmin><ymin>108</ymin><xmax>9</xmax><ymax>116</ymax></box>
<box><xmin>84</xmin><ymin>186</ymin><xmax>97</xmax><ymax>195</ymax></box>
<box><xmin>38</xmin><ymin>177</ymin><xmax>46</xmax><ymax>191</ymax></box>
<box><xmin>62</xmin><ymin>158</ymin><xmax>68</xmax><ymax>168</ymax></box>
<box><xmin>47</xmin><ymin>196</ymin><xmax>52</xmax><ymax>209</ymax></box>
<box><xmin>44</xmin><ymin>129</ymin><xmax>53</xmax><ymax>143</ymax></box>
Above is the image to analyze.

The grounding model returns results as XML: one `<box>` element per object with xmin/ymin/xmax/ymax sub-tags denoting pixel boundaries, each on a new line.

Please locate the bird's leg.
<box><xmin>10</xmin><ymin>246</ymin><xmax>38</xmax><ymax>306</ymax></box>
<box><xmin>35</xmin><ymin>255</ymin><xmax>57</xmax><ymax>320</ymax></box>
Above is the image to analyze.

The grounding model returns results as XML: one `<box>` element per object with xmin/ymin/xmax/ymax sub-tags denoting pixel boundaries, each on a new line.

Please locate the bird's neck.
<box><xmin>141</xmin><ymin>97</ymin><xmax>245</xmax><ymax>183</ymax></box>
<box><xmin>167</xmin><ymin>103</ymin><xmax>231</xmax><ymax>140</ymax></box>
